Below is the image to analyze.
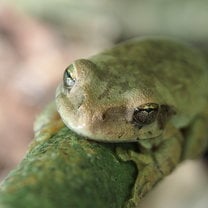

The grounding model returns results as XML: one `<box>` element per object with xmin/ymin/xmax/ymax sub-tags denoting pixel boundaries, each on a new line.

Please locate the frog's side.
<box><xmin>37</xmin><ymin>38</ymin><xmax>208</xmax><ymax>208</ymax></box>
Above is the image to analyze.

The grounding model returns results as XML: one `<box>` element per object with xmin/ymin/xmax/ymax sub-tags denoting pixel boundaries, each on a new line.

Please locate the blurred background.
<box><xmin>0</xmin><ymin>0</ymin><xmax>208</xmax><ymax>207</ymax></box>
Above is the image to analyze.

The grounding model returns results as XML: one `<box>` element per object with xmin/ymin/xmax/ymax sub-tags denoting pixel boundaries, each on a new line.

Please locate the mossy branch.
<box><xmin>0</xmin><ymin>125</ymin><xmax>137</xmax><ymax>208</ymax></box>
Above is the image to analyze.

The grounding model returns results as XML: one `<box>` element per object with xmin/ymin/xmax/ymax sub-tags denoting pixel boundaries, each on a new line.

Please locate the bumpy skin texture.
<box><xmin>56</xmin><ymin>38</ymin><xmax>207</xmax><ymax>142</ymax></box>
<box><xmin>55</xmin><ymin>37</ymin><xmax>208</xmax><ymax>207</ymax></box>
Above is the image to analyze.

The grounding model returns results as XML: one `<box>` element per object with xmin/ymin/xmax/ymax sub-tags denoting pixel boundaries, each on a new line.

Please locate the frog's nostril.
<box><xmin>75</xmin><ymin>94</ymin><xmax>85</xmax><ymax>110</ymax></box>
<box><xmin>101</xmin><ymin>113</ymin><xmax>106</xmax><ymax>121</ymax></box>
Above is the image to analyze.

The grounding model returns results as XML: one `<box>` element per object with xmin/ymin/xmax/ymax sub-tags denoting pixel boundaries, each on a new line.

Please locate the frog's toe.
<box><xmin>124</xmin><ymin>198</ymin><xmax>137</xmax><ymax>208</ymax></box>
<box><xmin>116</xmin><ymin>147</ymin><xmax>132</xmax><ymax>161</ymax></box>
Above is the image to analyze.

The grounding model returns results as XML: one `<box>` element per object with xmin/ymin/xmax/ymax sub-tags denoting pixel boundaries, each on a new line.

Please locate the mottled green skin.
<box><xmin>0</xmin><ymin>125</ymin><xmax>136</xmax><ymax>208</ymax></box>
<box><xmin>55</xmin><ymin>38</ymin><xmax>208</xmax><ymax>207</ymax></box>
<box><xmin>56</xmin><ymin>38</ymin><xmax>207</xmax><ymax>143</ymax></box>
<box><xmin>94</xmin><ymin>38</ymin><xmax>207</xmax><ymax>125</ymax></box>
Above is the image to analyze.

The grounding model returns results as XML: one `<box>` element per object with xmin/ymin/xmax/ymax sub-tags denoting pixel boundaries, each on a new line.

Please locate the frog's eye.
<box><xmin>63</xmin><ymin>64</ymin><xmax>76</xmax><ymax>89</ymax></box>
<box><xmin>132</xmin><ymin>103</ymin><xmax>159</xmax><ymax>128</ymax></box>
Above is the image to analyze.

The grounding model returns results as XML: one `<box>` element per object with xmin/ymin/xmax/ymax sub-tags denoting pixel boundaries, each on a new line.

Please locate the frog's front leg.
<box><xmin>33</xmin><ymin>102</ymin><xmax>65</xmax><ymax>142</ymax></box>
<box><xmin>117</xmin><ymin>124</ymin><xmax>183</xmax><ymax>208</ymax></box>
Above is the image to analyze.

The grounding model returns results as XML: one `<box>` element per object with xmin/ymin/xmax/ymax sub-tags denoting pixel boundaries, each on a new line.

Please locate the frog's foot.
<box><xmin>124</xmin><ymin>199</ymin><xmax>135</xmax><ymax>208</ymax></box>
<box><xmin>116</xmin><ymin>147</ymin><xmax>153</xmax><ymax>167</ymax></box>
<box><xmin>116</xmin><ymin>147</ymin><xmax>132</xmax><ymax>162</ymax></box>
<box><xmin>117</xmin><ymin>125</ymin><xmax>183</xmax><ymax>208</ymax></box>
<box><xmin>116</xmin><ymin>148</ymin><xmax>162</xmax><ymax>208</ymax></box>
<box><xmin>124</xmin><ymin>164</ymin><xmax>162</xmax><ymax>208</ymax></box>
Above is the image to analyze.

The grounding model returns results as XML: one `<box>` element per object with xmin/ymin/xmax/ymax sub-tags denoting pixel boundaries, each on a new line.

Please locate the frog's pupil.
<box><xmin>132</xmin><ymin>105</ymin><xmax>159</xmax><ymax>127</ymax></box>
<box><xmin>63</xmin><ymin>69</ymin><xmax>75</xmax><ymax>89</ymax></box>
<box><xmin>66</xmin><ymin>70</ymin><xmax>71</xmax><ymax>77</ymax></box>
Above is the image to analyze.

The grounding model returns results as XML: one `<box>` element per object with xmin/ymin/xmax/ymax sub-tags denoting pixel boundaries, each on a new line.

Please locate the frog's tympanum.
<box><xmin>55</xmin><ymin>37</ymin><xmax>208</xmax><ymax>208</ymax></box>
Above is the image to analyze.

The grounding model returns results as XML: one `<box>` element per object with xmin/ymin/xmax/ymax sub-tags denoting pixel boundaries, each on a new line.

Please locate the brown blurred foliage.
<box><xmin>0</xmin><ymin>4</ymin><xmax>81</xmax><ymax>178</ymax></box>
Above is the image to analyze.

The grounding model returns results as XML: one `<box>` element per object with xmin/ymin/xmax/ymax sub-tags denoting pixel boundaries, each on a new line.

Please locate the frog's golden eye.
<box><xmin>132</xmin><ymin>103</ymin><xmax>159</xmax><ymax>128</ymax></box>
<box><xmin>63</xmin><ymin>64</ymin><xmax>76</xmax><ymax>89</ymax></box>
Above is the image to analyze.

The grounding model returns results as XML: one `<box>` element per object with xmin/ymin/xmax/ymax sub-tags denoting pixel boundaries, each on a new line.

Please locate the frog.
<box><xmin>35</xmin><ymin>37</ymin><xmax>208</xmax><ymax>208</ymax></box>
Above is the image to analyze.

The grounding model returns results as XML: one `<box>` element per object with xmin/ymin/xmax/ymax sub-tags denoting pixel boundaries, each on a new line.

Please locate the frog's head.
<box><xmin>56</xmin><ymin>59</ymin><xmax>175</xmax><ymax>142</ymax></box>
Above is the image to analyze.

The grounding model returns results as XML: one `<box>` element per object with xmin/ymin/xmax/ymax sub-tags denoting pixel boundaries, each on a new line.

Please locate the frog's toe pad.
<box><xmin>124</xmin><ymin>198</ymin><xmax>137</xmax><ymax>208</ymax></box>
<box><xmin>116</xmin><ymin>147</ymin><xmax>132</xmax><ymax>161</ymax></box>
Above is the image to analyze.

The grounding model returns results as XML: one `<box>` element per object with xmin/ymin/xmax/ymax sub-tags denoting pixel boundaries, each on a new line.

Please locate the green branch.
<box><xmin>0</xmin><ymin>126</ymin><xmax>137</xmax><ymax>208</ymax></box>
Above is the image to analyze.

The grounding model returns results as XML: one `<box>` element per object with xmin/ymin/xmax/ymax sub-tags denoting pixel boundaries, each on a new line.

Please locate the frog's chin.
<box><xmin>62</xmin><ymin>118</ymin><xmax>162</xmax><ymax>143</ymax></box>
<box><xmin>60</xmin><ymin>118</ymin><xmax>135</xmax><ymax>142</ymax></box>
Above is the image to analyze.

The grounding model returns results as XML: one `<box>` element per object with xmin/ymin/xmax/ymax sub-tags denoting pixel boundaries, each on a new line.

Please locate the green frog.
<box><xmin>36</xmin><ymin>37</ymin><xmax>208</xmax><ymax>208</ymax></box>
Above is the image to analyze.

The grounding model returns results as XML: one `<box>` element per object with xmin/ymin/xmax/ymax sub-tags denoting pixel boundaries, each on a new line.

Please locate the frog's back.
<box><xmin>91</xmin><ymin>38</ymin><xmax>208</xmax><ymax>127</ymax></box>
